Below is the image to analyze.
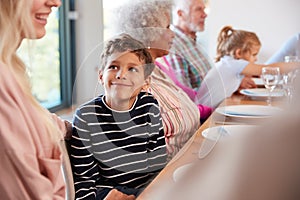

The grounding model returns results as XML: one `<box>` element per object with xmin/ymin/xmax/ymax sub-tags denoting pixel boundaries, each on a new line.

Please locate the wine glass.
<box><xmin>261</xmin><ymin>67</ymin><xmax>280</xmax><ymax>106</ymax></box>
<box><xmin>283</xmin><ymin>56</ymin><xmax>299</xmax><ymax>102</ymax></box>
<box><xmin>284</xmin><ymin>55</ymin><xmax>299</xmax><ymax>63</ymax></box>
<box><xmin>282</xmin><ymin>70</ymin><xmax>299</xmax><ymax>103</ymax></box>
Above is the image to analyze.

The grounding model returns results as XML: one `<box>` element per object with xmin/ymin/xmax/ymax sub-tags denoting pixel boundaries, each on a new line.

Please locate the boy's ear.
<box><xmin>142</xmin><ymin>76</ymin><xmax>151</xmax><ymax>91</ymax></box>
<box><xmin>98</xmin><ymin>70</ymin><xmax>104</xmax><ymax>85</ymax></box>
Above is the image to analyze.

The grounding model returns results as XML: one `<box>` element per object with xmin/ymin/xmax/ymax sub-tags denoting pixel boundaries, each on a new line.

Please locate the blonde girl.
<box><xmin>196</xmin><ymin>26</ymin><xmax>300</xmax><ymax>108</ymax></box>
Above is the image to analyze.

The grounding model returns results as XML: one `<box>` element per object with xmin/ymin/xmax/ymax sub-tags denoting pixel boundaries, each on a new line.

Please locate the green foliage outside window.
<box><xmin>18</xmin><ymin>8</ymin><xmax>61</xmax><ymax>108</ymax></box>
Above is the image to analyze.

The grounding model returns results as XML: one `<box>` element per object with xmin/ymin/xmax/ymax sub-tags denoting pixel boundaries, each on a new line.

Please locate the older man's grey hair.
<box><xmin>172</xmin><ymin>0</ymin><xmax>191</xmax><ymax>24</ymax></box>
<box><xmin>172</xmin><ymin>0</ymin><xmax>208</xmax><ymax>24</ymax></box>
<box><xmin>112</xmin><ymin>0</ymin><xmax>172</xmax><ymax>46</ymax></box>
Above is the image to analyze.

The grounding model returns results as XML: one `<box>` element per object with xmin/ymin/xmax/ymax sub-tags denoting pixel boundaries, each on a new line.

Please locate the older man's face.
<box><xmin>185</xmin><ymin>0</ymin><xmax>208</xmax><ymax>32</ymax></box>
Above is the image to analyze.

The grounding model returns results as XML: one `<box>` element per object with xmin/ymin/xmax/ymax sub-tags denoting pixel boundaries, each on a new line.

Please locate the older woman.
<box><xmin>111</xmin><ymin>0</ymin><xmax>202</xmax><ymax>160</ymax></box>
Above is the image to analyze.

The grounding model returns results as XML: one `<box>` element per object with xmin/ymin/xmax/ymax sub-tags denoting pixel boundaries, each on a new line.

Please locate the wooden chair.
<box><xmin>60</xmin><ymin>140</ymin><xmax>75</xmax><ymax>200</ymax></box>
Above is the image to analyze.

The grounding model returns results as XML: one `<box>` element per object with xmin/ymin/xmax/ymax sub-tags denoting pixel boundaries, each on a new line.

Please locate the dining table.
<box><xmin>137</xmin><ymin>91</ymin><xmax>286</xmax><ymax>200</ymax></box>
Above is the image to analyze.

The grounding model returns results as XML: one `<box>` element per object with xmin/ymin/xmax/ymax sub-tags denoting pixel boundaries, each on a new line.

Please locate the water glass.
<box><xmin>283</xmin><ymin>55</ymin><xmax>299</xmax><ymax>102</ymax></box>
<box><xmin>261</xmin><ymin>67</ymin><xmax>280</xmax><ymax>106</ymax></box>
<box><xmin>284</xmin><ymin>55</ymin><xmax>299</xmax><ymax>63</ymax></box>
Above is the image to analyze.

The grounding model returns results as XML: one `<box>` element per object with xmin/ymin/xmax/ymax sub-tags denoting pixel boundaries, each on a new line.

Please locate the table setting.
<box><xmin>136</xmin><ymin>58</ymin><xmax>300</xmax><ymax>200</ymax></box>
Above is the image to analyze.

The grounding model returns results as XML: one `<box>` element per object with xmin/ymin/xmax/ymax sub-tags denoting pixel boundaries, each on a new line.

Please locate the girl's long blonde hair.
<box><xmin>215</xmin><ymin>26</ymin><xmax>261</xmax><ymax>62</ymax></box>
<box><xmin>0</xmin><ymin>0</ymin><xmax>62</xmax><ymax>142</ymax></box>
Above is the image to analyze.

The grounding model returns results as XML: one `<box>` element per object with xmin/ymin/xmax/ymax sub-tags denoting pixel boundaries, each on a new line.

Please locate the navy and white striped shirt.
<box><xmin>69</xmin><ymin>92</ymin><xmax>167</xmax><ymax>199</ymax></box>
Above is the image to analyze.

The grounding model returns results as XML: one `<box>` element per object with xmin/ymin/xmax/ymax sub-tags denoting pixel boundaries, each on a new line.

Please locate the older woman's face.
<box><xmin>30</xmin><ymin>0</ymin><xmax>61</xmax><ymax>39</ymax></box>
<box><xmin>151</xmin><ymin>13</ymin><xmax>175</xmax><ymax>57</ymax></box>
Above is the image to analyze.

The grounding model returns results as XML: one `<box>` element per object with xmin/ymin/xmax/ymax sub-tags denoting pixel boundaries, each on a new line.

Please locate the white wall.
<box><xmin>73</xmin><ymin>0</ymin><xmax>104</xmax><ymax>106</ymax></box>
<box><xmin>201</xmin><ymin>0</ymin><xmax>300</xmax><ymax>63</ymax></box>
<box><xmin>73</xmin><ymin>0</ymin><xmax>300</xmax><ymax>106</ymax></box>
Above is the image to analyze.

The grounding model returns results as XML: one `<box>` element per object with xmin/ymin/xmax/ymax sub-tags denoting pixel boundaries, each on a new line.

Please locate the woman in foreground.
<box><xmin>0</xmin><ymin>0</ymin><xmax>67</xmax><ymax>199</ymax></box>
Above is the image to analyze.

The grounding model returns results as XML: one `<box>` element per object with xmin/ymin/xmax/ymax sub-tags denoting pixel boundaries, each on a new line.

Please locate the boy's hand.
<box><xmin>104</xmin><ymin>189</ymin><xmax>136</xmax><ymax>200</ymax></box>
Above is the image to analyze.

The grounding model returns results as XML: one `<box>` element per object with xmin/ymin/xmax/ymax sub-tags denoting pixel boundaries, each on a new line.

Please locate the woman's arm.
<box><xmin>50</xmin><ymin>113</ymin><xmax>72</xmax><ymax>139</ymax></box>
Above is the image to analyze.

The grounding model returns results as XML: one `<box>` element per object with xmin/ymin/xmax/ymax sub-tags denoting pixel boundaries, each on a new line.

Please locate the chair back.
<box><xmin>60</xmin><ymin>140</ymin><xmax>75</xmax><ymax>200</ymax></box>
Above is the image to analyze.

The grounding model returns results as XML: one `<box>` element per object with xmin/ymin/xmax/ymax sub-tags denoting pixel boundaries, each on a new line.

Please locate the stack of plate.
<box><xmin>240</xmin><ymin>88</ymin><xmax>285</xmax><ymax>100</ymax></box>
<box><xmin>214</xmin><ymin>105</ymin><xmax>282</xmax><ymax>124</ymax></box>
<box><xmin>201</xmin><ymin>124</ymin><xmax>257</xmax><ymax>141</ymax></box>
<box><xmin>252</xmin><ymin>77</ymin><xmax>283</xmax><ymax>86</ymax></box>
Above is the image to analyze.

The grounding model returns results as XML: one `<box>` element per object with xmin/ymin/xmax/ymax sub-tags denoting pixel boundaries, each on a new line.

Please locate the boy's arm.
<box><xmin>69</xmin><ymin>109</ymin><xmax>100</xmax><ymax>199</ymax></box>
<box><xmin>147</xmin><ymin>99</ymin><xmax>167</xmax><ymax>168</ymax></box>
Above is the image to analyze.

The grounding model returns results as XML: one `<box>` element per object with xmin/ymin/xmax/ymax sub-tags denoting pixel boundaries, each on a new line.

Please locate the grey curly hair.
<box><xmin>112</xmin><ymin>0</ymin><xmax>172</xmax><ymax>46</ymax></box>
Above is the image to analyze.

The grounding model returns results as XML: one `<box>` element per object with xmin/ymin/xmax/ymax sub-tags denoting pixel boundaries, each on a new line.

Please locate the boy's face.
<box><xmin>99</xmin><ymin>51</ymin><xmax>149</xmax><ymax>108</ymax></box>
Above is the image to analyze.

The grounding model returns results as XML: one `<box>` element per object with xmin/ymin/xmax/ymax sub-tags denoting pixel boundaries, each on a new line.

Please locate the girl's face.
<box><xmin>99</xmin><ymin>51</ymin><xmax>149</xmax><ymax>109</ymax></box>
<box><xmin>30</xmin><ymin>0</ymin><xmax>61</xmax><ymax>39</ymax></box>
<box><xmin>240</xmin><ymin>45</ymin><xmax>261</xmax><ymax>63</ymax></box>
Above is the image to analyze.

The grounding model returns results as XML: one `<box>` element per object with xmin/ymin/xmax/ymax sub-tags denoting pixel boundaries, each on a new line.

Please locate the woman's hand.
<box><xmin>64</xmin><ymin>120</ymin><xmax>72</xmax><ymax>140</ymax></box>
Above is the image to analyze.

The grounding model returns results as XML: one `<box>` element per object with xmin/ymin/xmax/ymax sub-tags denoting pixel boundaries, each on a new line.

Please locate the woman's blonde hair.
<box><xmin>215</xmin><ymin>26</ymin><xmax>261</xmax><ymax>62</ymax></box>
<box><xmin>0</xmin><ymin>0</ymin><xmax>62</xmax><ymax>142</ymax></box>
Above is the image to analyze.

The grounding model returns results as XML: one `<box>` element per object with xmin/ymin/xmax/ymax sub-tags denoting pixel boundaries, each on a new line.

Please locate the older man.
<box><xmin>163</xmin><ymin>0</ymin><xmax>213</xmax><ymax>90</ymax></box>
<box><xmin>162</xmin><ymin>0</ymin><xmax>255</xmax><ymax>91</ymax></box>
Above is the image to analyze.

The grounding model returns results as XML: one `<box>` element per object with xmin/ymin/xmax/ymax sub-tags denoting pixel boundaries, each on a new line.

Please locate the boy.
<box><xmin>69</xmin><ymin>33</ymin><xmax>167</xmax><ymax>199</ymax></box>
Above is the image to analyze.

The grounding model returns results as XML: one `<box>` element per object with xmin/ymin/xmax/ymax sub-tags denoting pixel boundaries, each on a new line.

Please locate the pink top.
<box><xmin>155</xmin><ymin>57</ymin><xmax>212</xmax><ymax>120</ymax></box>
<box><xmin>0</xmin><ymin>62</ymin><xmax>66</xmax><ymax>199</ymax></box>
<box><xmin>149</xmin><ymin>66</ymin><xmax>200</xmax><ymax>159</ymax></box>
<box><xmin>155</xmin><ymin>57</ymin><xmax>197</xmax><ymax>100</ymax></box>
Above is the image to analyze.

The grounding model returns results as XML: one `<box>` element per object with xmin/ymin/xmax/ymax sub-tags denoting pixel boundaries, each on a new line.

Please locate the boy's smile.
<box><xmin>99</xmin><ymin>51</ymin><xmax>149</xmax><ymax>110</ymax></box>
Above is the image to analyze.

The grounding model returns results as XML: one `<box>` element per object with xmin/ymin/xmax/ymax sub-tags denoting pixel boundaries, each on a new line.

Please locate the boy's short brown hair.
<box><xmin>100</xmin><ymin>33</ymin><xmax>155</xmax><ymax>78</ymax></box>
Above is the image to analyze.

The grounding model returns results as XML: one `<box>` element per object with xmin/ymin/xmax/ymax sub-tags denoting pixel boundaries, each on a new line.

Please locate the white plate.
<box><xmin>201</xmin><ymin>125</ymin><xmax>257</xmax><ymax>141</ymax></box>
<box><xmin>252</xmin><ymin>77</ymin><xmax>283</xmax><ymax>86</ymax></box>
<box><xmin>252</xmin><ymin>77</ymin><xmax>264</xmax><ymax>85</ymax></box>
<box><xmin>215</xmin><ymin>105</ymin><xmax>282</xmax><ymax>119</ymax></box>
<box><xmin>240</xmin><ymin>88</ymin><xmax>285</xmax><ymax>98</ymax></box>
<box><xmin>173</xmin><ymin>163</ymin><xmax>194</xmax><ymax>182</ymax></box>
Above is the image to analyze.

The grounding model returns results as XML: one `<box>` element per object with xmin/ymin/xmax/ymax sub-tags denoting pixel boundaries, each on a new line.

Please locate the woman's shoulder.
<box><xmin>0</xmin><ymin>63</ymin><xmax>24</xmax><ymax>103</ymax></box>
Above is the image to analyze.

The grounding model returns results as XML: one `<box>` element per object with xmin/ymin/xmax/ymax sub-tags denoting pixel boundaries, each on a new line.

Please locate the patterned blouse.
<box><xmin>149</xmin><ymin>67</ymin><xmax>200</xmax><ymax>159</ymax></box>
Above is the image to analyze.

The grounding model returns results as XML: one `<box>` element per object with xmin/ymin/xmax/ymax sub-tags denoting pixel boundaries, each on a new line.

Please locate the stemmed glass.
<box><xmin>282</xmin><ymin>71</ymin><xmax>297</xmax><ymax>103</ymax></box>
<box><xmin>261</xmin><ymin>67</ymin><xmax>280</xmax><ymax>106</ymax></box>
<box><xmin>284</xmin><ymin>55</ymin><xmax>299</xmax><ymax>63</ymax></box>
<box><xmin>282</xmin><ymin>56</ymin><xmax>299</xmax><ymax>103</ymax></box>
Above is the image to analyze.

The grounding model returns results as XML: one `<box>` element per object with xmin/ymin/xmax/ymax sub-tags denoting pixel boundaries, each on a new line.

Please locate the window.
<box><xmin>18</xmin><ymin>1</ymin><xmax>75</xmax><ymax>112</ymax></box>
